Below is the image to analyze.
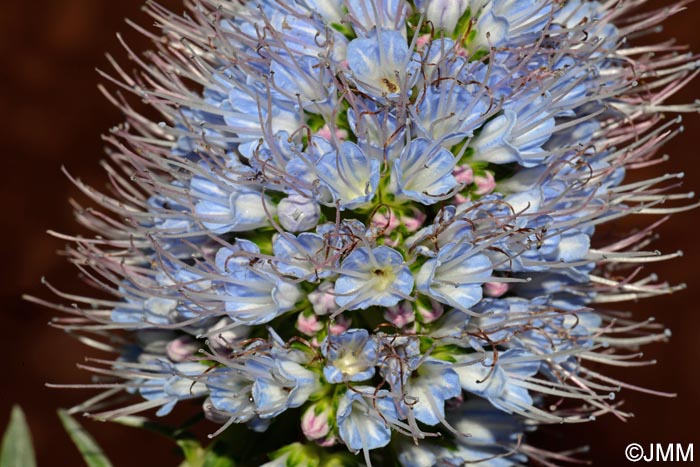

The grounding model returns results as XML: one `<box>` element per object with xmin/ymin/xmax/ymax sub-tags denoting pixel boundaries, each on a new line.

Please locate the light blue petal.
<box><xmin>394</xmin><ymin>138</ymin><xmax>458</xmax><ymax>204</ymax></box>
<box><xmin>336</xmin><ymin>389</ymin><xmax>397</xmax><ymax>451</ymax></box>
<box><xmin>315</xmin><ymin>142</ymin><xmax>379</xmax><ymax>209</ymax></box>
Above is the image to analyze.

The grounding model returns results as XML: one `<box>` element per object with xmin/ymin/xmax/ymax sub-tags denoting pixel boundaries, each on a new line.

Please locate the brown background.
<box><xmin>1</xmin><ymin>1</ymin><xmax>698</xmax><ymax>466</ymax></box>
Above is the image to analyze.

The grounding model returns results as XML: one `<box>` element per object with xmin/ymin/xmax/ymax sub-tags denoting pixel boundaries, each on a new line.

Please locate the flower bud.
<box><xmin>371</xmin><ymin>209</ymin><xmax>400</xmax><ymax>234</ymax></box>
<box><xmin>453</xmin><ymin>193</ymin><xmax>471</xmax><ymax>205</ymax></box>
<box><xmin>401</xmin><ymin>208</ymin><xmax>427</xmax><ymax>233</ymax></box>
<box><xmin>301</xmin><ymin>402</ymin><xmax>333</xmax><ymax>441</ymax></box>
<box><xmin>384</xmin><ymin>301</ymin><xmax>416</xmax><ymax>328</ymax></box>
<box><xmin>207</xmin><ymin>317</ymin><xmax>251</xmax><ymax>355</ymax></box>
<box><xmin>278</xmin><ymin>195</ymin><xmax>321</xmax><ymax>232</ymax></box>
<box><xmin>317</xmin><ymin>124</ymin><xmax>348</xmax><ymax>142</ymax></box>
<box><xmin>474</xmin><ymin>171</ymin><xmax>496</xmax><ymax>195</ymax></box>
<box><xmin>329</xmin><ymin>314</ymin><xmax>352</xmax><ymax>335</ymax></box>
<box><xmin>297</xmin><ymin>312</ymin><xmax>323</xmax><ymax>336</ymax></box>
<box><xmin>416</xmin><ymin>298</ymin><xmax>444</xmax><ymax>324</ymax></box>
<box><xmin>166</xmin><ymin>335</ymin><xmax>200</xmax><ymax>362</ymax></box>
<box><xmin>415</xmin><ymin>34</ymin><xmax>432</xmax><ymax>49</ymax></box>
<box><xmin>454</xmin><ymin>164</ymin><xmax>474</xmax><ymax>185</ymax></box>
<box><xmin>484</xmin><ymin>281</ymin><xmax>509</xmax><ymax>297</ymax></box>
<box><xmin>309</xmin><ymin>282</ymin><xmax>337</xmax><ymax>315</ymax></box>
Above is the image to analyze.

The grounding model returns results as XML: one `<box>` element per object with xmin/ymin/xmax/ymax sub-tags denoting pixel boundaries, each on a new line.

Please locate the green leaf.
<box><xmin>0</xmin><ymin>405</ymin><xmax>36</xmax><ymax>467</ymax></box>
<box><xmin>58</xmin><ymin>410</ymin><xmax>113</xmax><ymax>467</ymax></box>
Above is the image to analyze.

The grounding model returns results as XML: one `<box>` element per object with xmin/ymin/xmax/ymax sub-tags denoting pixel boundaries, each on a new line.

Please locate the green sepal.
<box><xmin>176</xmin><ymin>439</ymin><xmax>237</xmax><ymax>467</ymax></box>
<box><xmin>419</xmin><ymin>336</ymin><xmax>436</xmax><ymax>353</ymax></box>
<box><xmin>268</xmin><ymin>442</ymin><xmax>321</xmax><ymax>467</ymax></box>
<box><xmin>320</xmin><ymin>453</ymin><xmax>359</xmax><ymax>467</ymax></box>
<box><xmin>331</xmin><ymin>22</ymin><xmax>356</xmax><ymax>40</ymax></box>
<box><xmin>430</xmin><ymin>344</ymin><xmax>463</xmax><ymax>363</ymax></box>
<box><xmin>307</xmin><ymin>113</ymin><xmax>327</xmax><ymax>133</ymax></box>
<box><xmin>452</xmin><ymin>8</ymin><xmax>473</xmax><ymax>40</ymax></box>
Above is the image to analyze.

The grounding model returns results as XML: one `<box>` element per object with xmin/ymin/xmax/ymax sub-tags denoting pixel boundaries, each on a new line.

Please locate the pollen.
<box><xmin>335</xmin><ymin>351</ymin><xmax>364</xmax><ymax>377</ymax></box>
<box><xmin>371</xmin><ymin>266</ymin><xmax>396</xmax><ymax>292</ymax></box>
<box><xmin>381</xmin><ymin>77</ymin><xmax>399</xmax><ymax>94</ymax></box>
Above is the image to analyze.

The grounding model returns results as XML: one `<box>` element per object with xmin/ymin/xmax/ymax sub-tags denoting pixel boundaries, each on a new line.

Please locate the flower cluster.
<box><xmin>36</xmin><ymin>0</ymin><xmax>698</xmax><ymax>465</ymax></box>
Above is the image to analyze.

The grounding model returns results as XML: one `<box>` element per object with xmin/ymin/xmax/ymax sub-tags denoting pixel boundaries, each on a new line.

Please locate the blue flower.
<box><xmin>455</xmin><ymin>350</ymin><xmax>542</xmax><ymax>417</ymax></box>
<box><xmin>272</xmin><ymin>232</ymin><xmax>334</xmax><ymax>280</ymax></box>
<box><xmin>222</xmin><ymin>86</ymin><xmax>303</xmax><ymax>159</ymax></box>
<box><xmin>277</xmin><ymin>195</ymin><xmax>321</xmax><ymax>232</ymax></box>
<box><xmin>139</xmin><ymin>362</ymin><xmax>208</xmax><ymax>417</ymax></box>
<box><xmin>322</xmin><ymin>328</ymin><xmax>378</xmax><ymax>383</ymax></box>
<box><xmin>190</xmin><ymin>165</ymin><xmax>273</xmax><ymax>234</ymax></box>
<box><xmin>346</xmin><ymin>30</ymin><xmax>419</xmax><ymax>98</ymax></box>
<box><xmin>335</xmin><ymin>245</ymin><xmax>414</xmax><ymax>310</ymax></box>
<box><xmin>392</xmin><ymin>398</ymin><xmax>528</xmax><ymax>467</ymax></box>
<box><xmin>315</xmin><ymin>141</ymin><xmax>380</xmax><ymax>210</ymax></box>
<box><xmin>411</xmin><ymin>76</ymin><xmax>491</xmax><ymax>146</ymax></box>
<box><xmin>416</xmin><ymin>242</ymin><xmax>493</xmax><ymax>313</ymax></box>
<box><xmin>206</xmin><ymin>369</ymin><xmax>257</xmax><ymax>424</ymax></box>
<box><xmin>248</xmin><ymin>354</ymin><xmax>320</xmax><ymax>418</ymax></box>
<box><xmin>271</xmin><ymin>54</ymin><xmax>336</xmax><ymax>113</ymax></box>
<box><xmin>377</xmin><ymin>334</ymin><xmax>421</xmax><ymax>388</ymax></box>
<box><xmin>474</xmin><ymin>0</ymin><xmax>553</xmax><ymax>50</ymax></box>
<box><xmin>347</xmin><ymin>102</ymin><xmax>404</xmax><ymax>161</ymax></box>
<box><xmin>216</xmin><ymin>242</ymin><xmax>302</xmax><ymax>325</ymax></box>
<box><xmin>392</xmin><ymin>138</ymin><xmax>459</xmax><ymax>205</ymax></box>
<box><xmin>336</xmin><ymin>387</ymin><xmax>398</xmax><ymax>453</ymax></box>
<box><xmin>301</xmin><ymin>0</ymin><xmax>344</xmax><ymax>23</ymax></box>
<box><xmin>400</xmin><ymin>359</ymin><xmax>461</xmax><ymax>426</ymax></box>
<box><xmin>471</xmin><ymin>97</ymin><xmax>556</xmax><ymax>167</ymax></box>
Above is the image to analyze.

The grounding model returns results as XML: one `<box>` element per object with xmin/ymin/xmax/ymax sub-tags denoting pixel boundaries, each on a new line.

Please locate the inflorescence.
<box><xmin>31</xmin><ymin>0</ymin><xmax>700</xmax><ymax>465</ymax></box>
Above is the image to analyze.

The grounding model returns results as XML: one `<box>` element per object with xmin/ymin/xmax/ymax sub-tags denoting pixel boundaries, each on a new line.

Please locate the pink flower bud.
<box><xmin>454</xmin><ymin>193</ymin><xmax>471</xmax><ymax>205</ymax></box>
<box><xmin>384</xmin><ymin>301</ymin><xmax>416</xmax><ymax>328</ymax></box>
<box><xmin>474</xmin><ymin>171</ymin><xmax>496</xmax><ymax>195</ymax></box>
<box><xmin>329</xmin><ymin>314</ymin><xmax>352</xmax><ymax>335</ymax></box>
<box><xmin>484</xmin><ymin>281</ymin><xmax>509</xmax><ymax>297</ymax></box>
<box><xmin>402</xmin><ymin>209</ymin><xmax>427</xmax><ymax>232</ymax></box>
<box><xmin>309</xmin><ymin>282</ymin><xmax>337</xmax><ymax>315</ymax></box>
<box><xmin>454</xmin><ymin>165</ymin><xmax>474</xmax><ymax>185</ymax></box>
<box><xmin>416</xmin><ymin>299</ymin><xmax>444</xmax><ymax>323</ymax></box>
<box><xmin>383</xmin><ymin>237</ymin><xmax>400</xmax><ymax>247</ymax></box>
<box><xmin>166</xmin><ymin>335</ymin><xmax>199</xmax><ymax>362</ymax></box>
<box><xmin>416</xmin><ymin>34</ymin><xmax>432</xmax><ymax>49</ymax></box>
<box><xmin>297</xmin><ymin>312</ymin><xmax>323</xmax><ymax>336</ymax></box>
<box><xmin>371</xmin><ymin>210</ymin><xmax>400</xmax><ymax>234</ymax></box>
<box><xmin>301</xmin><ymin>404</ymin><xmax>332</xmax><ymax>441</ymax></box>
<box><xmin>317</xmin><ymin>124</ymin><xmax>349</xmax><ymax>142</ymax></box>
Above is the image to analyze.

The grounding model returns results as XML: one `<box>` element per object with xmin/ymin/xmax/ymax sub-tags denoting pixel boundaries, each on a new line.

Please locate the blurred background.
<box><xmin>1</xmin><ymin>0</ymin><xmax>699</xmax><ymax>465</ymax></box>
